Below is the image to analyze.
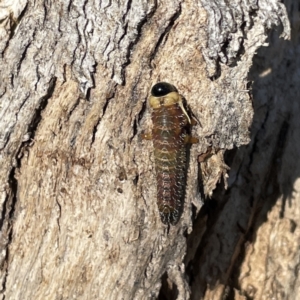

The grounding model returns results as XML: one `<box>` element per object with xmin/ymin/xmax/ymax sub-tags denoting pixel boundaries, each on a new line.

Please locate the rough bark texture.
<box><xmin>0</xmin><ymin>0</ymin><xmax>296</xmax><ymax>299</ymax></box>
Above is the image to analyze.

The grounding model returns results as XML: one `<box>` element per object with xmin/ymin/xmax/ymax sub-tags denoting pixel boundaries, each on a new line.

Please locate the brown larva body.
<box><xmin>144</xmin><ymin>82</ymin><xmax>198</xmax><ymax>225</ymax></box>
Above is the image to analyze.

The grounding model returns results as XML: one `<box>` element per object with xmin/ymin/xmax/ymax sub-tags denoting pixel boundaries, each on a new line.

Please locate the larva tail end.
<box><xmin>159</xmin><ymin>209</ymin><xmax>181</xmax><ymax>226</ymax></box>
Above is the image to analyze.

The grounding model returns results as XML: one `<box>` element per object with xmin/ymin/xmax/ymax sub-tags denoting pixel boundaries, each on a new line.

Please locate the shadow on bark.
<box><xmin>179</xmin><ymin>18</ymin><xmax>297</xmax><ymax>299</ymax></box>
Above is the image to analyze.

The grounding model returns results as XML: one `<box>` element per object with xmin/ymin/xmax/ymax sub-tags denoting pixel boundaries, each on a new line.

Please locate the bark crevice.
<box><xmin>149</xmin><ymin>4</ymin><xmax>182</xmax><ymax>64</ymax></box>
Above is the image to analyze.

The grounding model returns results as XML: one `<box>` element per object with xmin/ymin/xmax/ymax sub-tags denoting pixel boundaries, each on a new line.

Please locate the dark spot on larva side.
<box><xmin>151</xmin><ymin>82</ymin><xmax>177</xmax><ymax>97</ymax></box>
<box><xmin>117</xmin><ymin>187</ymin><xmax>123</xmax><ymax>193</ymax></box>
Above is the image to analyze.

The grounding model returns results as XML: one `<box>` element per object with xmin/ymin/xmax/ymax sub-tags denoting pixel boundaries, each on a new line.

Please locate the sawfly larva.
<box><xmin>142</xmin><ymin>82</ymin><xmax>198</xmax><ymax>225</ymax></box>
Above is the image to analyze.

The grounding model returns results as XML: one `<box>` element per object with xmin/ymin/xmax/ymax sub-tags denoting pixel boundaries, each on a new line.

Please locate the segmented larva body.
<box><xmin>147</xmin><ymin>82</ymin><xmax>197</xmax><ymax>225</ymax></box>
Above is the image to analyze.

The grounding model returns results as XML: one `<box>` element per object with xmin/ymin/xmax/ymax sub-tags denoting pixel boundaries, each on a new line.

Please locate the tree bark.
<box><xmin>0</xmin><ymin>0</ymin><xmax>296</xmax><ymax>299</ymax></box>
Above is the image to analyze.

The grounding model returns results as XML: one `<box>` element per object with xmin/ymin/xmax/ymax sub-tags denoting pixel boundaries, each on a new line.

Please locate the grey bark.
<box><xmin>0</xmin><ymin>0</ymin><xmax>296</xmax><ymax>299</ymax></box>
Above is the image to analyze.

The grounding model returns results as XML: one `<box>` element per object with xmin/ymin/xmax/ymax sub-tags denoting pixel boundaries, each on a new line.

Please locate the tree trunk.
<box><xmin>0</xmin><ymin>0</ymin><xmax>296</xmax><ymax>299</ymax></box>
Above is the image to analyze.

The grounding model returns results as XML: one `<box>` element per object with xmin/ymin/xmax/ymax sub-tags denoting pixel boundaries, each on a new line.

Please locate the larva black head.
<box><xmin>151</xmin><ymin>82</ymin><xmax>177</xmax><ymax>97</ymax></box>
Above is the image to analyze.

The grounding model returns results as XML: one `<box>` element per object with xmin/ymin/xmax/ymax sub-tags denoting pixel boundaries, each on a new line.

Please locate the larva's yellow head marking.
<box><xmin>149</xmin><ymin>91</ymin><xmax>181</xmax><ymax>108</ymax></box>
<box><xmin>149</xmin><ymin>82</ymin><xmax>191</xmax><ymax>124</ymax></box>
